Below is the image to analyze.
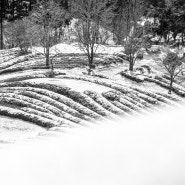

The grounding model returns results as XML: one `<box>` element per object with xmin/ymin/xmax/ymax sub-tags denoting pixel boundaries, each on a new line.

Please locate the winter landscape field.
<box><xmin>1</xmin><ymin>0</ymin><xmax>185</xmax><ymax>184</ymax></box>
<box><xmin>0</xmin><ymin>43</ymin><xmax>184</xmax><ymax>143</ymax></box>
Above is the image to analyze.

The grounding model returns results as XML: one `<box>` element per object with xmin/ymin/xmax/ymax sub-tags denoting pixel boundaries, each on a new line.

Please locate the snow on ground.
<box><xmin>0</xmin><ymin>116</ymin><xmax>45</xmax><ymax>143</ymax></box>
<box><xmin>0</xmin><ymin>43</ymin><xmax>185</xmax><ymax>142</ymax></box>
<box><xmin>32</xmin><ymin>42</ymin><xmax>123</xmax><ymax>55</ymax></box>
<box><xmin>27</xmin><ymin>78</ymin><xmax>112</xmax><ymax>93</ymax></box>
<box><xmin>0</xmin><ymin>104</ymin><xmax>185</xmax><ymax>185</ymax></box>
<box><xmin>0</xmin><ymin>69</ymin><xmax>48</xmax><ymax>82</ymax></box>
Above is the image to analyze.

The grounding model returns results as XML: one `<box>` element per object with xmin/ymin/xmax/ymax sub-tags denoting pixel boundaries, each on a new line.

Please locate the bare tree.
<box><xmin>71</xmin><ymin>0</ymin><xmax>115</xmax><ymax>75</ymax></box>
<box><xmin>5</xmin><ymin>18</ymin><xmax>33</xmax><ymax>54</ymax></box>
<box><xmin>30</xmin><ymin>0</ymin><xmax>69</xmax><ymax>71</ymax></box>
<box><xmin>124</xmin><ymin>25</ymin><xmax>150</xmax><ymax>71</ymax></box>
<box><xmin>113</xmin><ymin>0</ymin><xmax>147</xmax><ymax>71</ymax></box>
<box><xmin>162</xmin><ymin>52</ymin><xmax>184</xmax><ymax>94</ymax></box>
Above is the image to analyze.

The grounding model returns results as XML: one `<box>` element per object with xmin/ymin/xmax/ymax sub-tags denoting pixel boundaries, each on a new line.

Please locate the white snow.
<box><xmin>0</xmin><ymin>116</ymin><xmax>45</xmax><ymax>143</ymax></box>
<box><xmin>0</xmin><ymin>104</ymin><xmax>185</xmax><ymax>185</ymax></box>
<box><xmin>0</xmin><ymin>42</ymin><xmax>185</xmax><ymax>144</ymax></box>
<box><xmin>27</xmin><ymin>78</ymin><xmax>112</xmax><ymax>93</ymax></box>
<box><xmin>32</xmin><ymin>42</ymin><xmax>123</xmax><ymax>55</ymax></box>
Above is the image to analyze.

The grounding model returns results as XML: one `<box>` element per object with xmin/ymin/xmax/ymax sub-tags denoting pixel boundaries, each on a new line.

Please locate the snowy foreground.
<box><xmin>0</xmin><ymin>104</ymin><xmax>185</xmax><ymax>185</ymax></box>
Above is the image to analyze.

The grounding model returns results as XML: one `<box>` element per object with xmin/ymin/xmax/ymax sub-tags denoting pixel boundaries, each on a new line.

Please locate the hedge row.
<box><xmin>58</xmin><ymin>74</ymin><xmax>172</xmax><ymax>107</ymax></box>
<box><xmin>101</xmin><ymin>90</ymin><xmax>144</xmax><ymax>112</ymax></box>
<box><xmin>0</xmin><ymin>81</ymin><xmax>111</xmax><ymax>118</ymax></box>
<box><xmin>16</xmin><ymin>90</ymin><xmax>86</xmax><ymax>124</ymax></box>
<box><xmin>51</xmin><ymin>77</ymin><xmax>159</xmax><ymax>107</ymax></box>
<box><xmin>123</xmin><ymin>96</ymin><xmax>146</xmax><ymax>108</ymax></box>
<box><xmin>20</xmin><ymin>107</ymin><xmax>77</xmax><ymax>127</ymax></box>
<box><xmin>57</xmin><ymin>75</ymin><xmax>131</xmax><ymax>94</ymax></box>
<box><xmin>131</xmin><ymin>90</ymin><xmax>160</xmax><ymax>105</ymax></box>
<box><xmin>0</xmin><ymin>73</ymin><xmax>47</xmax><ymax>83</ymax></box>
<box><xmin>119</xmin><ymin>97</ymin><xmax>143</xmax><ymax>111</ymax></box>
<box><xmin>131</xmin><ymin>87</ymin><xmax>169</xmax><ymax>103</ymax></box>
<box><xmin>109</xmin><ymin>100</ymin><xmax>134</xmax><ymax>113</ymax></box>
<box><xmin>0</xmin><ymin>92</ymin><xmax>62</xmax><ymax>116</ymax></box>
<box><xmin>84</xmin><ymin>90</ymin><xmax>124</xmax><ymax>116</ymax></box>
<box><xmin>0</xmin><ymin>105</ymin><xmax>57</xmax><ymax>128</ymax></box>
<box><xmin>0</xmin><ymin>87</ymin><xmax>96</xmax><ymax>121</ymax></box>
<box><xmin>156</xmin><ymin>92</ymin><xmax>183</xmax><ymax>102</ymax></box>
<box><xmin>0</xmin><ymin>54</ymin><xmax>33</xmax><ymax>70</ymax></box>
<box><xmin>0</xmin><ymin>84</ymin><xmax>102</xmax><ymax>120</ymax></box>
<box><xmin>0</xmin><ymin>90</ymin><xmax>92</xmax><ymax>127</ymax></box>
<box><xmin>120</xmin><ymin>71</ymin><xmax>145</xmax><ymax>83</ymax></box>
<box><xmin>101</xmin><ymin>91</ymin><xmax>121</xmax><ymax>101</ymax></box>
<box><xmin>0</xmin><ymin>95</ymin><xmax>52</xmax><ymax>115</ymax></box>
<box><xmin>146</xmin><ymin>77</ymin><xmax>185</xmax><ymax>97</ymax></box>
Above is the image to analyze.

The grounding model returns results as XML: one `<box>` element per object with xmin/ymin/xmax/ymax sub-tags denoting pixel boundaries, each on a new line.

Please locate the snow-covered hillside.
<box><xmin>0</xmin><ymin>43</ymin><xmax>185</xmax><ymax>143</ymax></box>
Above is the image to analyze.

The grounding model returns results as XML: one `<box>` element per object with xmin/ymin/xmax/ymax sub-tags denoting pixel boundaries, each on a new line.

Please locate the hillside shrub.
<box><xmin>84</xmin><ymin>90</ymin><xmax>123</xmax><ymax>115</ymax></box>
<box><xmin>136</xmin><ymin>52</ymin><xmax>144</xmax><ymax>60</ymax></box>
<box><xmin>0</xmin><ymin>87</ymin><xmax>92</xmax><ymax>121</ymax></box>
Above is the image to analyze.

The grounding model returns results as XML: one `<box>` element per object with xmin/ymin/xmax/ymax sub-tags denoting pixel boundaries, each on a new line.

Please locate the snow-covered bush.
<box><xmin>123</xmin><ymin>96</ymin><xmax>146</xmax><ymax>108</ymax></box>
<box><xmin>58</xmin><ymin>74</ymin><xmax>166</xmax><ymax>107</ymax></box>
<box><xmin>102</xmin><ymin>91</ymin><xmax>120</xmax><ymax>101</ymax></box>
<box><xmin>0</xmin><ymin>94</ymin><xmax>54</xmax><ymax>115</ymax></box>
<box><xmin>110</xmin><ymin>101</ymin><xmax>133</xmax><ymax>113</ymax></box>
<box><xmin>92</xmin><ymin>74</ymin><xmax>109</xmax><ymax>79</ymax></box>
<box><xmin>118</xmin><ymin>97</ymin><xmax>142</xmax><ymax>111</ymax></box>
<box><xmin>136</xmin><ymin>67</ymin><xmax>145</xmax><ymax>74</ymax></box>
<box><xmin>156</xmin><ymin>92</ymin><xmax>181</xmax><ymax>102</ymax></box>
<box><xmin>136</xmin><ymin>52</ymin><xmax>144</xmax><ymax>60</ymax></box>
<box><xmin>131</xmin><ymin>87</ymin><xmax>170</xmax><ymax>104</ymax></box>
<box><xmin>0</xmin><ymin>86</ymin><xmax>94</xmax><ymax>121</ymax></box>
<box><xmin>141</xmin><ymin>65</ymin><xmax>151</xmax><ymax>73</ymax></box>
<box><xmin>84</xmin><ymin>90</ymin><xmax>123</xmax><ymax>116</ymax></box>
<box><xmin>0</xmin><ymin>81</ymin><xmax>106</xmax><ymax>118</ymax></box>
<box><xmin>17</xmin><ymin>90</ymin><xmax>84</xmax><ymax>124</ymax></box>
<box><xmin>20</xmin><ymin>107</ymin><xmax>76</xmax><ymax>127</ymax></box>
<box><xmin>116</xmin><ymin>53</ymin><xmax>129</xmax><ymax>61</ymax></box>
<box><xmin>0</xmin><ymin>105</ymin><xmax>57</xmax><ymax>128</ymax></box>
<box><xmin>120</xmin><ymin>71</ymin><xmax>145</xmax><ymax>82</ymax></box>
<box><xmin>145</xmin><ymin>77</ymin><xmax>185</xmax><ymax>97</ymax></box>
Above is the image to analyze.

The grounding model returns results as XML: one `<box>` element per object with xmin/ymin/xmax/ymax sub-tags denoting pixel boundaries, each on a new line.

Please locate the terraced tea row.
<box><xmin>121</xmin><ymin>71</ymin><xmax>185</xmax><ymax>97</ymax></box>
<box><xmin>0</xmin><ymin>76</ymin><xmax>181</xmax><ymax>128</ymax></box>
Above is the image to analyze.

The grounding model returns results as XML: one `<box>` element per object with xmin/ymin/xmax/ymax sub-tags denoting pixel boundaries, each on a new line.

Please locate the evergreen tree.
<box><xmin>0</xmin><ymin>0</ymin><xmax>37</xmax><ymax>49</ymax></box>
<box><xmin>0</xmin><ymin>0</ymin><xmax>7</xmax><ymax>49</ymax></box>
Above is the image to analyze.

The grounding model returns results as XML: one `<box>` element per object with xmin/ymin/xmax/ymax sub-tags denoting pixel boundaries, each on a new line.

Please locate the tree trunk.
<box><xmin>46</xmin><ymin>48</ymin><xmax>50</xmax><ymax>69</ymax></box>
<box><xmin>88</xmin><ymin>50</ymin><xmax>94</xmax><ymax>75</ymax></box>
<box><xmin>168</xmin><ymin>76</ymin><xmax>173</xmax><ymax>94</ymax></box>
<box><xmin>129</xmin><ymin>63</ymin><xmax>134</xmax><ymax>71</ymax></box>
<box><xmin>88</xmin><ymin>48</ymin><xmax>94</xmax><ymax>75</ymax></box>
<box><xmin>129</xmin><ymin>55</ymin><xmax>134</xmax><ymax>71</ymax></box>
<box><xmin>49</xmin><ymin>58</ymin><xmax>55</xmax><ymax>78</ymax></box>
<box><xmin>88</xmin><ymin>58</ymin><xmax>93</xmax><ymax>75</ymax></box>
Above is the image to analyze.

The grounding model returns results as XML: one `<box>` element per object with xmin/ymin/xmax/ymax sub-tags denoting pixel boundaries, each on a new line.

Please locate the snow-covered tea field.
<box><xmin>0</xmin><ymin>43</ymin><xmax>185</xmax><ymax>143</ymax></box>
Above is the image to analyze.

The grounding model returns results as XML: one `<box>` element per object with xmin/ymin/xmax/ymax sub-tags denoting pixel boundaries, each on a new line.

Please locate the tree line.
<box><xmin>1</xmin><ymin>0</ymin><xmax>185</xmax><ymax>94</ymax></box>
